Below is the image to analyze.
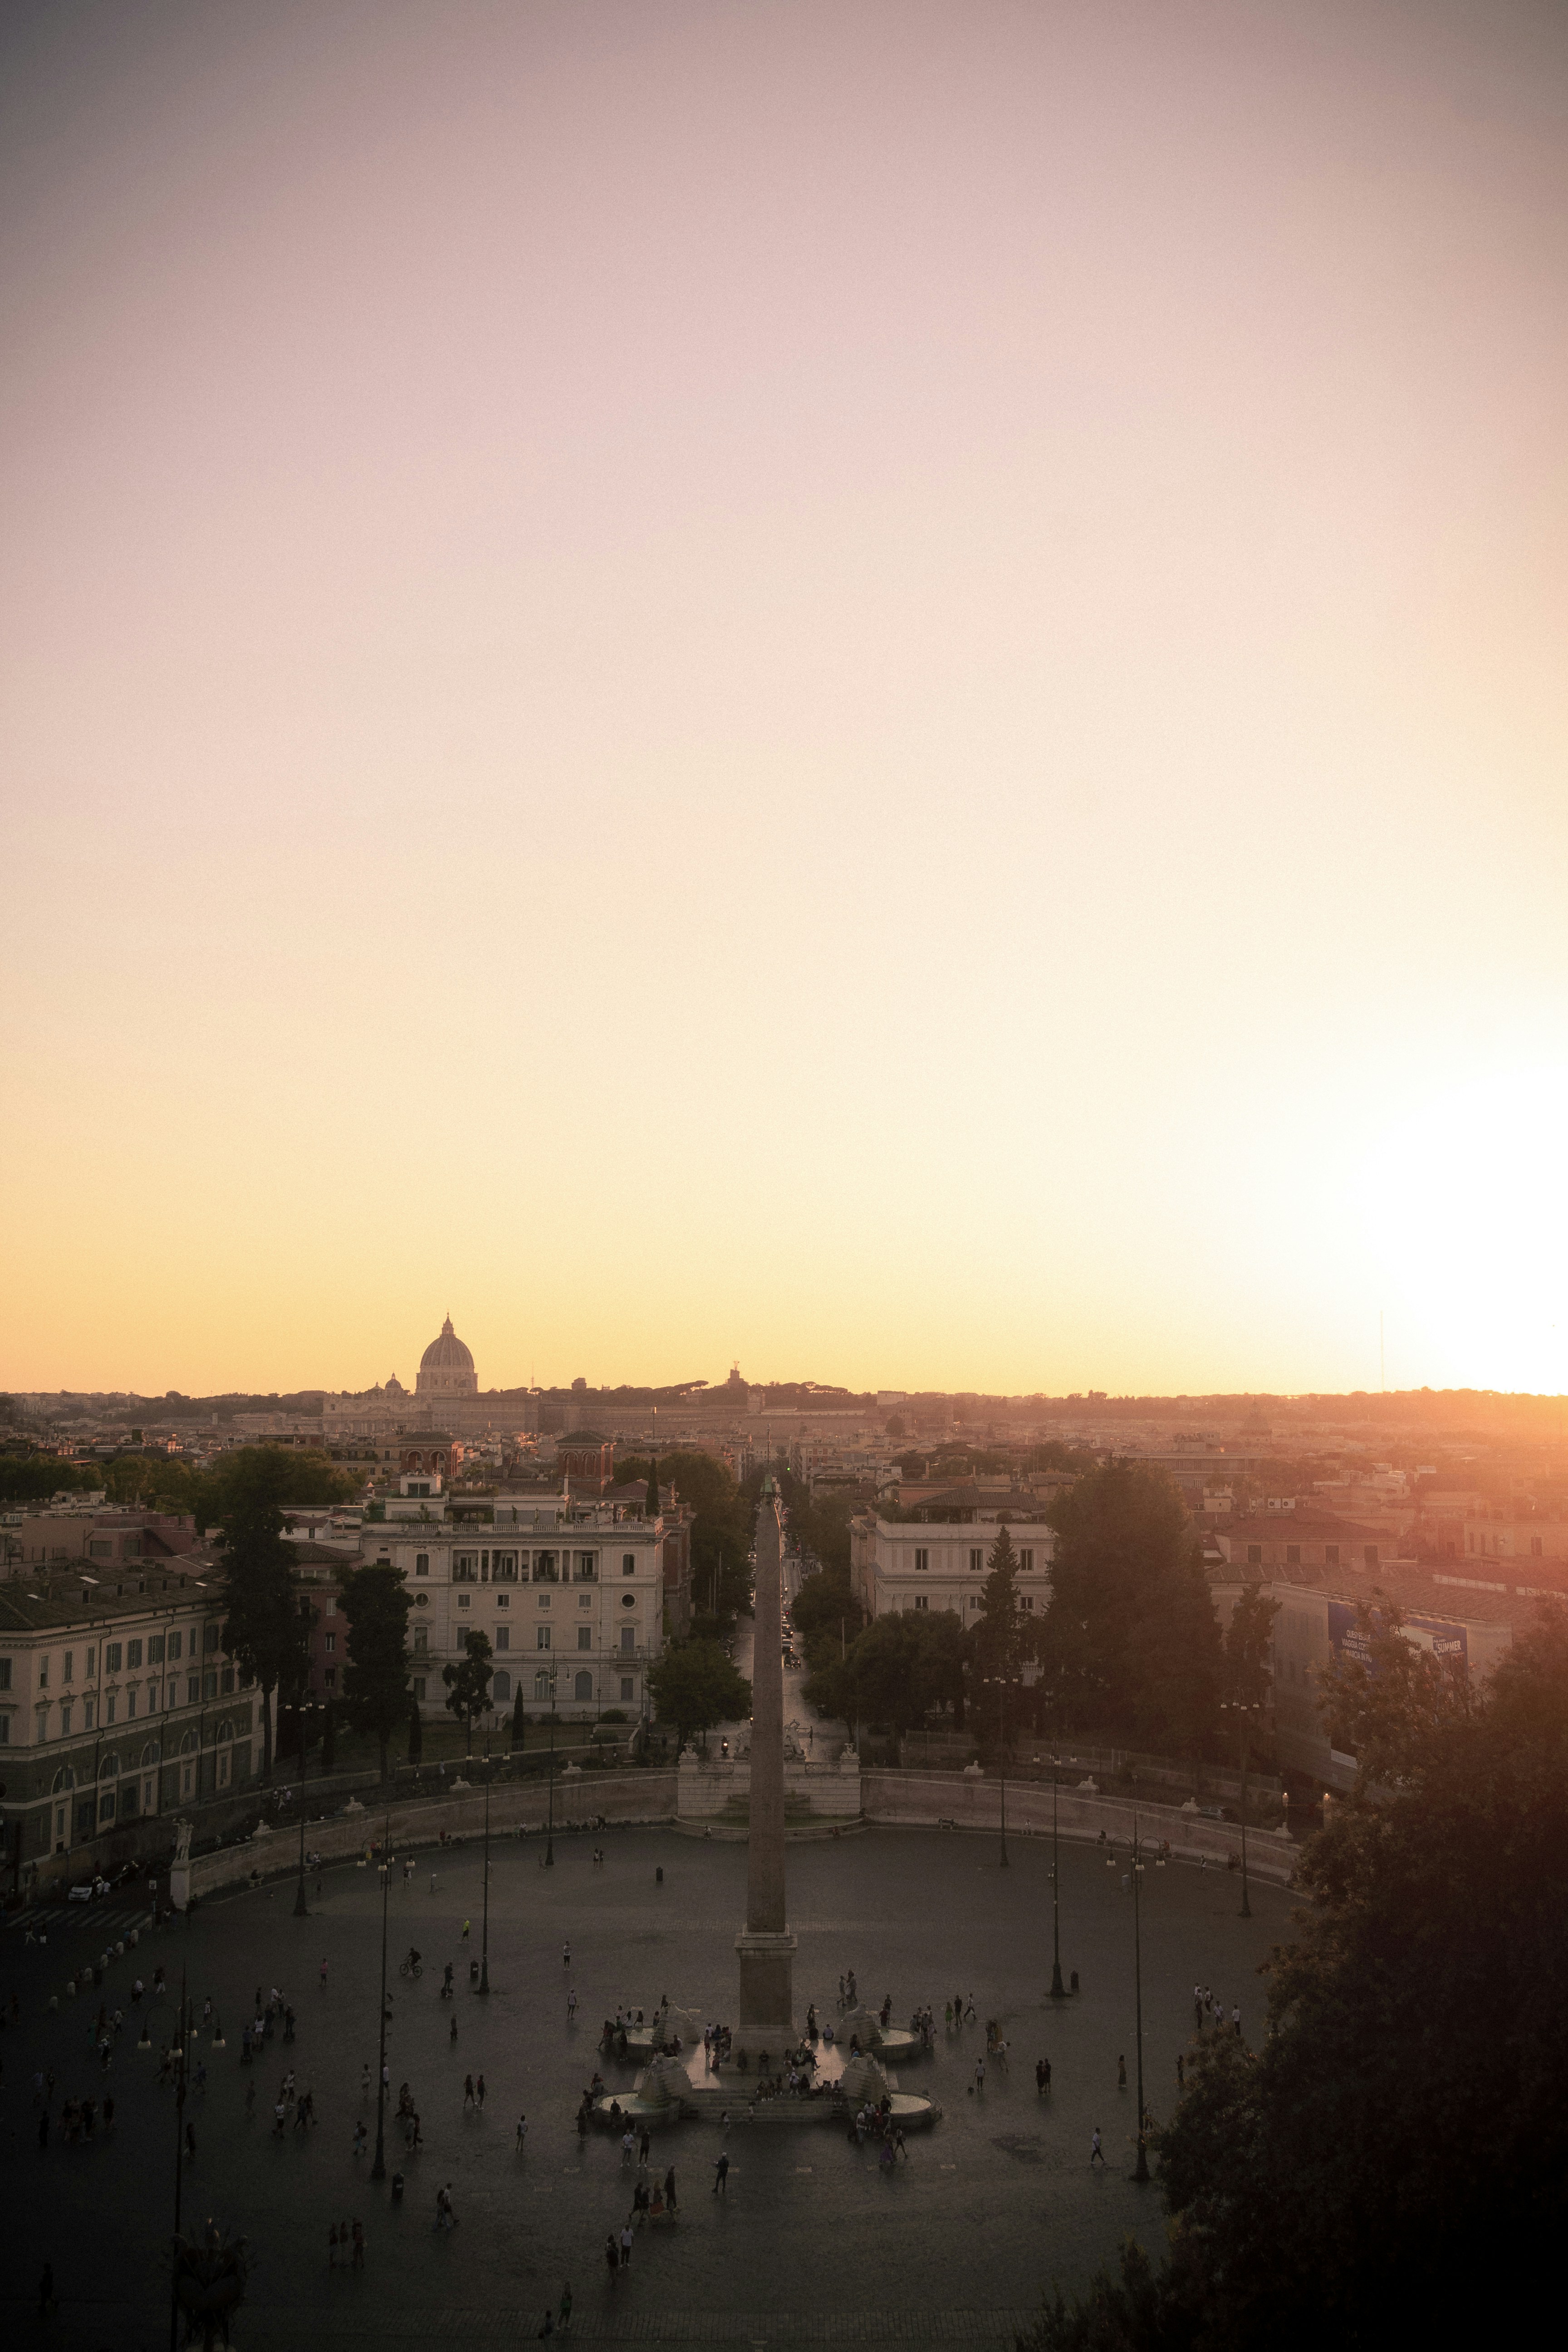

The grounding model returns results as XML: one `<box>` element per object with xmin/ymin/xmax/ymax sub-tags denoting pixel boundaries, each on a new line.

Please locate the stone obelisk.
<box><xmin>734</xmin><ymin>1476</ymin><xmax>795</xmax><ymax>2058</ymax></box>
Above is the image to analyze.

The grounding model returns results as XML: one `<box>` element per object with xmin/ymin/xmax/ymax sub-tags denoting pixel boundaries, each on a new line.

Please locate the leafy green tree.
<box><xmin>971</xmin><ymin>1523</ymin><xmax>1020</xmax><ymax>1676</ymax></box>
<box><xmin>1019</xmin><ymin>1608</ymin><xmax>1568</xmax><ymax>2352</ymax></box>
<box><xmin>338</xmin><ymin>1563</ymin><xmax>412</xmax><ymax>1781</ymax></box>
<box><xmin>220</xmin><ymin>1471</ymin><xmax>302</xmax><ymax>1781</ymax></box>
<box><xmin>442</xmin><ymin>1629</ymin><xmax>494</xmax><ymax>1756</ymax></box>
<box><xmin>0</xmin><ymin>1456</ymin><xmax>103</xmax><ymax>1505</ymax></box>
<box><xmin>407</xmin><ymin>1695</ymin><xmax>423</xmax><ymax>1767</ymax></box>
<box><xmin>1045</xmin><ymin>1461</ymin><xmax>1221</xmax><ymax>1753</ymax></box>
<box><xmin>790</xmin><ymin>1566</ymin><xmax>866</xmax><ymax>1672</ymax></box>
<box><xmin>621</xmin><ymin>1451</ymin><xmax>754</xmax><ymax>1622</ymax></box>
<box><xmin>804</xmin><ymin>1608</ymin><xmax>967</xmax><ymax>1740</ymax></box>
<box><xmin>647</xmin><ymin>1639</ymin><xmax>751</xmax><ymax>1752</ymax></box>
<box><xmin>510</xmin><ymin>1683</ymin><xmax>526</xmax><ymax>1750</ymax></box>
<box><xmin>645</xmin><ymin>1455</ymin><xmax>660</xmax><ymax>1516</ymax></box>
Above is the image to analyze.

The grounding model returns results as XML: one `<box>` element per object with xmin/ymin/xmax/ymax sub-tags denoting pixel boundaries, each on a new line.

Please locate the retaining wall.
<box><xmin>862</xmin><ymin>1770</ymin><xmax>1299</xmax><ymax>1885</ymax></box>
<box><xmin>181</xmin><ymin>1770</ymin><xmax>680</xmax><ymax>1904</ymax></box>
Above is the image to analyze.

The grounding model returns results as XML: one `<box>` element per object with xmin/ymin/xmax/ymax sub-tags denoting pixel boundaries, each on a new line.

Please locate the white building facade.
<box><xmin>850</xmin><ymin>1514</ymin><xmax>1055</xmax><ymax>1622</ymax></box>
<box><xmin>361</xmin><ymin>1498</ymin><xmax>667</xmax><ymax>1721</ymax></box>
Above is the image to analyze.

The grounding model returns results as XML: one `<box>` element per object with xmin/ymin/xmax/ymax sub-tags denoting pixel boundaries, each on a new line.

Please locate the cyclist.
<box><xmin>404</xmin><ymin>1948</ymin><xmax>422</xmax><ymax>1976</ymax></box>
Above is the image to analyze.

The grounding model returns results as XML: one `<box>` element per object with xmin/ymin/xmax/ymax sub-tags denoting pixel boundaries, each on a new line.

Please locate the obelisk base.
<box><xmin>733</xmin><ymin>1927</ymin><xmax>797</xmax><ymax>2060</ymax></box>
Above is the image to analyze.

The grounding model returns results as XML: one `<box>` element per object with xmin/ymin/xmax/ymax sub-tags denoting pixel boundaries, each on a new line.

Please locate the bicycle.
<box><xmin>399</xmin><ymin>1956</ymin><xmax>423</xmax><ymax>1980</ymax></box>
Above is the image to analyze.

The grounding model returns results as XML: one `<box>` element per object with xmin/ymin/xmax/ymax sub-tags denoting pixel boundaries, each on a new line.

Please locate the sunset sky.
<box><xmin>4</xmin><ymin>0</ymin><xmax>1566</xmax><ymax>1401</ymax></box>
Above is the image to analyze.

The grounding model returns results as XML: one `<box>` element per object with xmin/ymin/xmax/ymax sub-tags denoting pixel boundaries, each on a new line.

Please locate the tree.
<box><xmin>645</xmin><ymin>1455</ymin><xmax>660</xmax><ymax>1516</ymax></box>
<box><xmin>971</xmin><ymin>1523</ymin><xmax>1021</xmax><ymax>1677</ymax></box>
<box><xmin>647</xmin><ymin>1640</ymin><xmax>751</xmax><ymax>1752</ymax></box>
<box><xmin>220</xmin><ymin>1463</ymin><xmax>305</xmax><ymax>1782</ymax></box>
<box><xmin>804</xmin><ymin>1608</ymin><xmax>967</xmax><ymax>1740</ymax></box>
<box><xmin>790</xmin><ymin>1566</ymin><xmax>866</xmax><ymax>1673</ymax></box>
<box><xmin>338</xmin><ymin>1563</ymin><xmax>413</xmax><ymax>1781</ymax></box>
<box><xmin>1045</xmin><ymin>1461</ymin><xmax>1221</xmax><ymax>1753</ymax></box>
<box><xmin>510</xmin><ymin>1683</ymin><xmax>526</xmax><ymax>1750</ymax></box>
<box><xmin>1018</xmin><ymin>1607</ymin><xmax>1568</xmax><ymax>2352</ymax></box>
<box><xmin>406</xmin><ymin>1695</ymin><xmax>423</xmax><ymax>1767</ymax></box>
<box><xmin>621</xmin><ymin>1451</ymin><xmax>754</xmax><ymax>1622</ymax></box>
<box><xmin>442</xmin><ymin>1629</ymin><xmax>493</xmax><ymax>1756</ymax></box>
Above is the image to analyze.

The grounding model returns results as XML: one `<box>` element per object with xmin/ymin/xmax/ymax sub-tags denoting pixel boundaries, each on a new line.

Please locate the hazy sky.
<box><xmin>4</xmin><ymin>0</ymin><xmax>1567</xmax><ymax>1400</ymax></box>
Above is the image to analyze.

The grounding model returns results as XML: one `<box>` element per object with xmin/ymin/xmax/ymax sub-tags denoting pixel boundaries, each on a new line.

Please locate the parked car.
<box><xmin>67</xmin><ymin>1877</ymin><xmax>109</xmax><ymax>1904</ymax></box>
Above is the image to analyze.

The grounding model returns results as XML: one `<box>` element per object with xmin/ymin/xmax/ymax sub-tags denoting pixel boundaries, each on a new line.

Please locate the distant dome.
<box><xmin>416</xmin><ymin>1314</ymin><xmax>478</xmax><ymax>1396</ymax></box>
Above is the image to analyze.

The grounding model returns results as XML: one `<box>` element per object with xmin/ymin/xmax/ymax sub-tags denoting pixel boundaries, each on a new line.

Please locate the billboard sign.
<box><xmin>1327</xmin><ymin>1601</ymin><xmax>1467</xmax><ymax>1671</ymax></box>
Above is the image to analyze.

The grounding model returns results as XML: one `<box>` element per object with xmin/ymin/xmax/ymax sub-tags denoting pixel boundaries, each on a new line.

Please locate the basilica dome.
<box><xmin>416</xmin><ymin>1314</ymin><xmax>478</xmax><ymax>1397</ymax></box>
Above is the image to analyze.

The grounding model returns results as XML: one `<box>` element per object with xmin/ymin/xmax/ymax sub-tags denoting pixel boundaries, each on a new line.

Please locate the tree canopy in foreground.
<box><xmin>1019</xmin><ymin>1604</ymin><xmax>1568</xmax><ymax>2352</ymax></box>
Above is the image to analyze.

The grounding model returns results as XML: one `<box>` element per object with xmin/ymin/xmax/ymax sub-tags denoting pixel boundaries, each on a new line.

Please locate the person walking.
<box><xmin>1232</xmin><ymin>2005</ymin><xmax>1242</xmax><ymax>2039</ymax></box>
<box><xmin>566</xmin><ymin>1988</ymin><xmax>577</xmax><ymax>2021</ymax></box>
<box><xmin>461</xmin><ymin>1918</ymin><xmax>470</xmax><ymax>1941</ymax></box>
<box><xmin>449</xmin><ymin>2015</ymin><xmax>458</xmax><ymax>2045</ymax></box>
<box><xmin>463</xmin><ymin>2073</ymin><xmax>475</xmax><ymax>2108</ymax></box>
<box><xmin>604</xmin><ymin>2234</ymin><xmax>619</xmax><ymax>2284</ymax></box>
<box><xmin>1090</xmin><ymin>2128</ymin><xmax>1105</xmax><ymax>2166</ymax></box>
<box><xmin>558</xmin><ymin>2279</ymin><xmax>573</xmax><ymax>2332</ymax></box>
<box><xmin>973</xmin><ymin>2056</ymin><xmax>985</xmax><ymax>2093</ymax></box>
<box><xmin>712</xmin><ymin>2151</ymin><xmax>730</xmax><ymax>2195</ymax></box>
<box><xmin>516</xmin><ymin>2112</ymin><xmax>528</xmax><ymax>2152</ymax></box>
<box><xmin>562</xmin><ymin>1940</ymin><xmax>571</xmax><ymax>1969</ymax></box>
<box><xmin>621</xmin><ymin>2128</ymin><xmax>635</xmax><ymax>2167</ymax></box>
<box><xmin>351</xmin><ymin>2219</ymin><xmax>365</xmax><ymax>2270</ymax></box>
<box><xmin>664</xmin><ymin>2166</ymin><xmax>678</xmax><ymax>2213</ymax></box>
<box><xmin>1036</xmin><ymin>2057</ymin><xmax>1051</xmax><ymax>2095</ymax></box>
<box><xmin>1118</xmin><ymin>2055</ymin><xmax>1127</xmax><ymax>2091</ymax></box>
<box><xmin>618</xmin><ymin>2224</ymin><xmax>632</xmax><ymax>2269</ymax></box>
<box><xmin>476</xmin><ymin>2073</ymin><xmax>486</xmax><ymax>2110</ymax></box>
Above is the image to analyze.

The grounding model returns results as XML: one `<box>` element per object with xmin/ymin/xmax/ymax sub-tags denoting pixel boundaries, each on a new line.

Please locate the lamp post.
<box><xmin>1034</xmin><ymin>1727</ymin><xmax>1068</xmax><ymax>1999</ymax></box>
<box><xmin>370</xmin><ymin>1788</ymin><xmax>392</xmax><ymax>2180</ymax></box>
<box><xmin>167</xmin><ymin>1970</ymin><xmax>188</xmax><ymax>2352</ymax></box>
<box><xmin>982</xmin><ymin>1670</ymin><xmax>1022</xmax><ymax>1869</ymax></box>
<box><xmin>292</xmin><ymin>1698</ymin><xmax>318</xmax><ymax>1919</ymax></box>
<box><xmin>1130</xmin><ymin>1786</ymin><xmax>1149</xmax><ymax>2183</ymax></box>
<box><xmin>544</xmin><ymin>1665</ymin><xmax>558</xmax><ymax>1867</ymax></box>
<box><xmin>479</xmin><ymin>1727</ymin><xmax>492</xmax><ymax>1994</ymax></box>
<box><xmin>1221</xmin><ymin>1697</ymin><xmax>1264</xmax><ymax>1920</ymax></box>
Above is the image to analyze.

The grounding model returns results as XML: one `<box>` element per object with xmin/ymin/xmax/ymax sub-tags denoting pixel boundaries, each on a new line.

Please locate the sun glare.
<box><xmin>1356</xmin><ymin>1067</ymin><xmax>1568</xmax><ymax>1393</ymax></box>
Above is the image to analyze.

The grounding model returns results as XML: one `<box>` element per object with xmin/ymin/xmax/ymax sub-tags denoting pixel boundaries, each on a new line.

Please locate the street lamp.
<box><xmin>167</xmin><ymin>1970</ymin><xmax>188</xmax><ymax>2352</ymax></box>
<box><xmin>544</xmin><ymin>1665</ymin><xmax>558</xmax><ymax>1867</ymax></box>
<box><xmin>370</xmin><ymin>1787</ymin><xmax>392</xmax><ymax>2181</ymax></box>
<box><xmin>292</xmin><ymin>1698</ymin><xmax>319</xmax><ymax>1919</ymax></box>
<box><xmin>1129</xmin><ymin>1776</ymin><xmax>1150</xmax><ymax>2185</ymax></box>
<box><xmin>1034</xmin><ymin>1725</ymin><xmax>1068</xmax><ymax>2000</ymax></box>
<box><xmin>479</xmin><ymin>1727</ymin><xmax>492</xmax><ymax>1994</ymax></box>
<box><xmin>1220</xmin><ymin>1696</ymin><xmax>1266</xmax><ymax>1920</ymax></box>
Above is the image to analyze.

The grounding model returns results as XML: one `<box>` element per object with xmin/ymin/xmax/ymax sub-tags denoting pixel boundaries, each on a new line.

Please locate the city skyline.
<box><xmin>5</xmin><ymin>0</ymin><xmax>1566</xmax><ymax>1401</ymax></box>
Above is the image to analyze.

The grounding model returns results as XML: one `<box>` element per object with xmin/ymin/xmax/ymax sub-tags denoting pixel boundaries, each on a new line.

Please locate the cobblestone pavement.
<box><xmin>0</xmin><ymin>1822</ymin><xmax>1292</xmax><ymax>2349</ymax></box>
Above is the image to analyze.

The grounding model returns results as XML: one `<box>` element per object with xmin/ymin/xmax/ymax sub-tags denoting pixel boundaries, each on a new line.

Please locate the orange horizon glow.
<box><xmin>4</xmin><ymin>2</ymin><xmax>1567</xmax><ymax>1404</ymax></box>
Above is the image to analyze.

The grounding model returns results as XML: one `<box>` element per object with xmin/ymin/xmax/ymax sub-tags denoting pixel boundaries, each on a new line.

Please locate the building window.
<box><xmin>1019</xmin><ymin>1594</ymin><xmax>1034</xmax><ymax>1609</ymax></box>
<box><xmin>60</xmin><ymin>1700</ymin><xmax>73</xmax><ymax>1735</ymax></box>
<box><xmin>1247</xmin><ymin>1545</ymin><xmax>1263</xmax><ymax>1567</ymax></box>
<box><xmin>416</xmin><ymin>1553</ymin><xmax>429</xmax><ymax>1576</ymax></box>
<box><xmin>538</xmin><ymin>1627</ymin><xmax>552</xmax><ymax>1650</ymax></box>
<box><xmin>457</xmin><ymin>1593</ymin><xmax>471</xmax><ymax>1610</ymax></box>
<box><xmin>105</xmin><ymin>1643</ymin><xmax>122</xmax><ymax>1674</ymax></box>
<box><xmin>221</xmin><ymin>1667</ymin><xmax>234</xmax><ymax>1694</ymax></box>
<box><xmin>99</xmin><ymin>1790</ymin><xmax>117</xmax><ymax>1822</ymax></box>
<box><xmin>88</xmin><ymin>1540</ymin><xmax>112</xmax><ymax>1559</ymax></box>
<box><xmin>203</xmin><ymin>1624</ymin><xmax>220</xmax><ymax>1653</ymax></box>
<box><xmin>534</xmin><ymin>1553</ymin><xmax>559</xmax><ymax>1584</ymax></box>
<box><xmin>1018</xmin><ymin>1550</ymin><xmax>1033</xmax><ymax>1573</ymax></box>
<box><xmin>36</xmin><ymin>1705</ymin><xmax>50</xmax><ymax>1740</ymax></box>
<box><xmin>914</xmin><ymin>1549</ymin><xmax>929</xmax><ymax>1572</ymax></box>
<box><xmin>620</xmin><ymin>1627</ymin><xmax>635</xmax><ymax>1654</ymax></box>
<box><xmin>187</xmin><ymin>1676</ymin><xmax>199</xmax><ymax>1704</ymax></box>
<box><xmin>578</xmin><ymin>1593</ymin><xmax>592</xmax><ymax>1609</ymax></box>
<box><xmin>217</xmin><ymin>1750</ymin><xmax>231</xmax><ymax>1788</ymax></box>
<box><xmin>495</xmin><ymin>1627</ymin><xmax>510</xmax><ymax>1651</ymax></box>
<box><xmin>324</xmin><ymin>1632</ymin><xmax>336</xmax><ymax>1654</ymax></box>
<box><xmin>1324</xmin><ymin>1544</ymin><xmax>1340</xmax><ymax>1567</ymax></box>
<box><xmin>575</xmin><ymin>1670</ymin><xmax>593</xmax><ymax>1701</ymax></box>
<box><xmin>913</xmin><ymin>1594</ymin><xmax>929</xmax><ymax>1610</ymax></box>
<box><xmin>167</xmin><ymin>1633</ymin><xmax>181</xmax><ymax>1661</ymax></box>
<box><xmin>1364</xmin><ymin>1546</ymin><xmax>1379</xmax><ymax>1568</ymax></box>
<box><xmin>620</xmin><ymin>1592</ymin><xmax>636</xmax><ymax>1609</ymax></box>
<box><xmin>1285</xmin><ymin>1545</ymin><xmax>1301</xmax><ymax>1567</ymax></box>
<box><xmin>413</xmin><ymin>1677</ymin><xmax>427</xmax><ymax>1701</ymax></box>
<box><xmin>127</xmin><ymin>1690</ymin><xmax>137</xmax><ymax>1718</ymax></box>
<box><xmin>623</xmin><ymin>1554</ymin><xmax>636</xmax><ymax>1576</ymax></box>
<box><xmin>577</xmin><ymin>1626</ymin><xmax>592</xmax><ymax>1650</ymax></box>
<box><xmin>126</xmin><ymin>1640</ymin><xmax>142</xmax><ymax>1669</ymax></box>
<box><xmin>149</xmin><ymin>1635</ymin><xmax>164</xmax><ymax>1663</ymax></box>
<box><xmin>493</xmin><ymin>1670</ymin><xmax>511</xmax><ymax>1701</ymax></box>
<box><xmin>83</xmin><ymin>1698</ymin><xmax>94</xmax><ymax>1730</ymax></box>
<box><xmin>495</xmin><ymin>1592</ymin><xmax>509</xmax><ymax>1609</ymax></box>
<box><xmin>620</xmin><ymin>1677</ymin><xmax>634</xmax><ymax>1702</ymax></box>
<box><xmin>969</xmin><ymin>1549</ymin><xmax>984</xmax><ymax>1573</ymax></box>
<box><xmin>63</xmin><ymin>1651</ymin><xmax>74</xmax><ymax>1681</ymax></box>
<box><xmin>0</xmin><ymin>1659</ymin><xmax>10</xmax><ymax>1691</ymax></box>
<box><xmin>105</xmin><ymin>1695</ymin><xmax>116</xmax><ymax>1725</ymax></box>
